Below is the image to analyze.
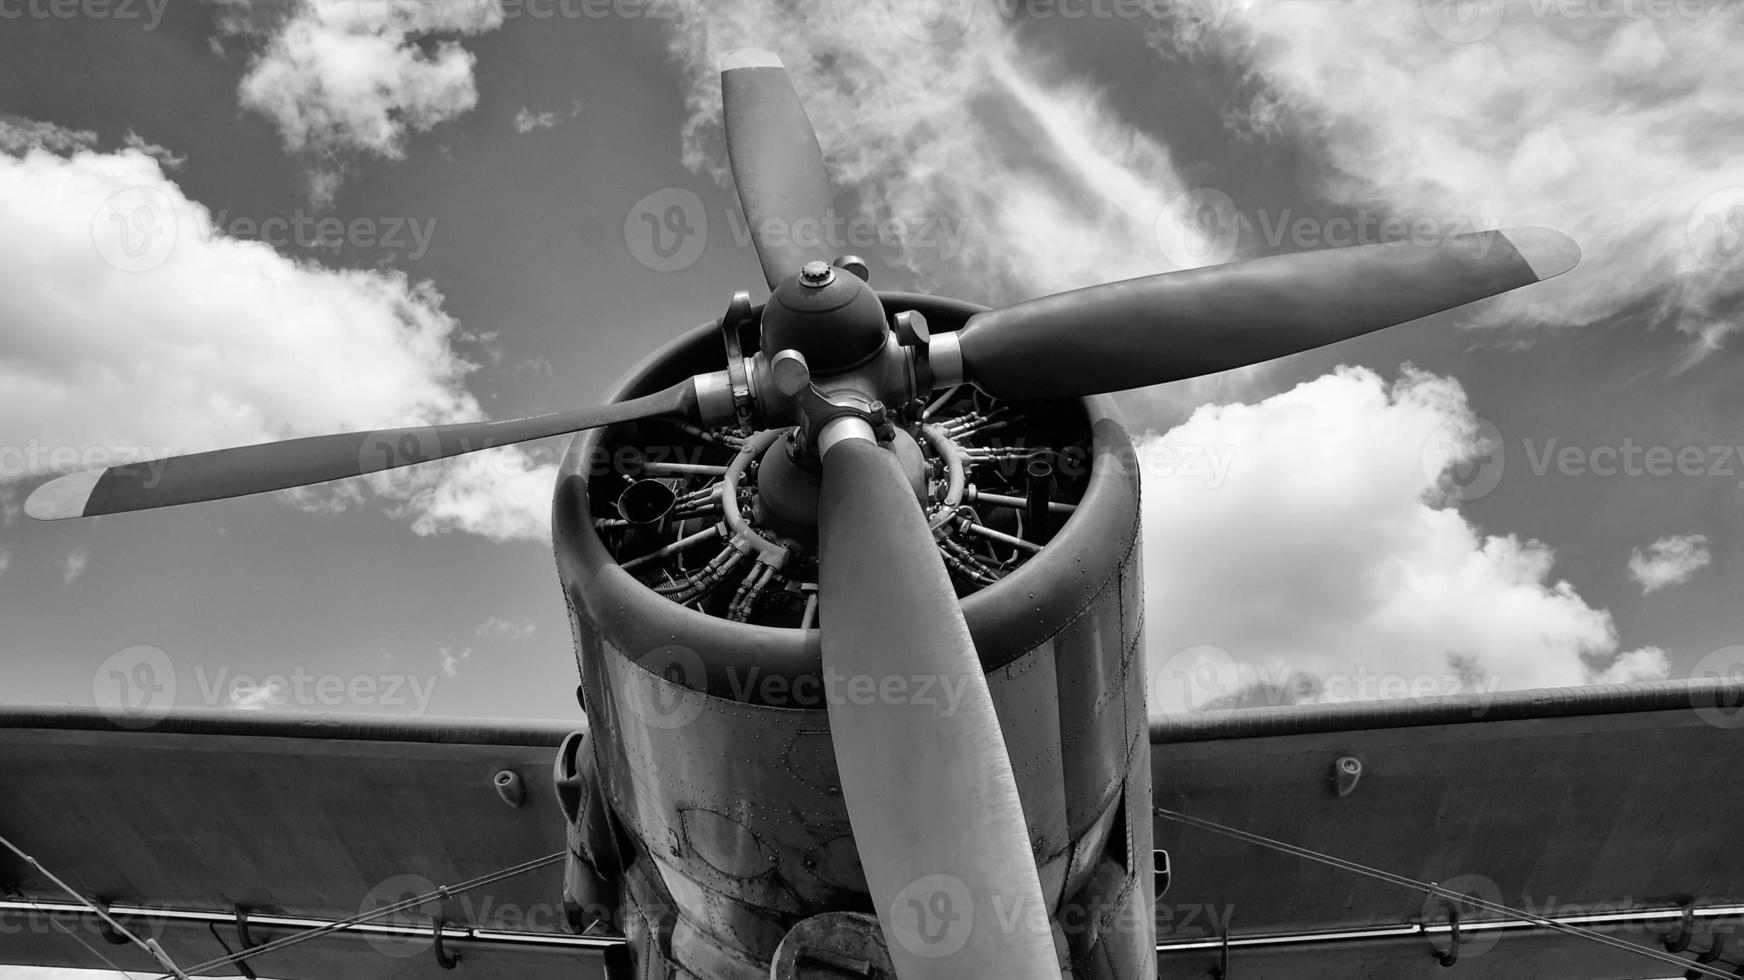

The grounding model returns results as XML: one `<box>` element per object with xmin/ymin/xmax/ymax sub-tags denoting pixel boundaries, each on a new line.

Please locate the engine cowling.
<box><xmin>553</xmin><ymin>293</ymin><xmax>1156</xmax><ymax>979</ymax></box>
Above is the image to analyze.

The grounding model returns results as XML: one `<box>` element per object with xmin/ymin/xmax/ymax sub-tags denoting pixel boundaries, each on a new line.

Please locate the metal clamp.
<box><xmin>1429</xmin><ymin>901</ymin><xmax>1462</xmax><ymax>967</ymax></box>
<box><xmin>1665</xmin><ymin>902</ymin><xmax>1695</xmax><ymax>953</ymax></box>
<box><xmin>718</xmin><ymin>291</ymin><xmax>758</xmax><ymax>431</ymax></box>
<box><xmin>1696</xmin><ymin>933</ymin><xmax>1728</xmax><ymax>967</ymax></box>
<box><xmin>94</xmin><ymin>902</ymin><xmax>128</xmax><ymax>946</ymax></box>
<box><xmin>433</xmin><ymin>920</ymin><xmax>459</xmax><ymax>970</ymax></box>
<box><xmin>227</xmin><ymin>906</ymin><xmax>261</xmax><ymax>980</ymax></box>
<box><xmin>1212</xmin><ymin>918</ymin><xmax>1232</xmax><ymax>980</ymax></box>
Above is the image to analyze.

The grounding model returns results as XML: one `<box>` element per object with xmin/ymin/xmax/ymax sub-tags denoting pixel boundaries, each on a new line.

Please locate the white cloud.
<box><xmin>1589</xmin><ymin>645</ymin><xmax>1672</xmax><ymax>685</ymax></box>
<box><xmin>59</xmin><ymin>547</ymin><xmax>90</xmax><ymax>585</ymax></box>
<box><xmin>1142</xmin><ymin>366</ymin><xmax>1649</xmax><ymax>711</ymax></box>
<box><xmin>234</xmin><ymin>0</ymin><xmax>506</xmax><ymax>196</ymax></box>
<box><xmin>1627</xmin><ymin>533</ymin><xmax>1712</xmax><ymax>594</ymax></box>
<box><xmin>1151</xmin><ymin>2</ymin><xmax>1744</xmax><ymax>348</ymax></box>
<box><xmin>477</xmin><ymin>615</ymin><xmax>537</xmax><ymax>639</ymax></box>
<box><xmin>389</xmin><ymin>444</ymin><xmax>559</xmax><ymax>542</ymax></box>
<box><xmin>513</xmin><ymin>107</ymin><xmax>559</xmax><ymax>133</ymax></box>
<box><xmin>123</xmin><ymin>130</ymin><xmax>186</xmax><ymax>171</ymax></box>
<box><xmin>513</xmin><ymin>108</ymin><xmax>558</xmax><ymax>133</ymax></box>
<box><xmin>439</xmin><ymin>645</ymin><xmax>472</xmax><ymax>677</ymax></box>
<box><xmin>0</xmin><ymin>547</ymin><xmax>12</xmax><ymax>579</ymax></box>
<box><xmin>0</xmin><ymin>134</ymin><xmax>552</xmax><ymax>541</ymax></box>
<box><xmin>0</xmin><ymin>117</ymin><xmax>97</xmax><ymax>155</ymax></box>
<box><xmin>666</xmin><ymin>1</ymin><xmax>1194</xmax><ymax>305</ymax></box>
<box><xmin>229</xmin><ymin>677</ymin><xmax>289</xmax><ymax>709</ymax></box>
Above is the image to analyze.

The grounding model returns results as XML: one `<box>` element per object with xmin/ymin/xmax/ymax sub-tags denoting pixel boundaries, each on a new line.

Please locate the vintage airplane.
<box><xmin>6</xmin><ymin>48</ymin><xmax>1741</xmax><ymax>980</ymax></box>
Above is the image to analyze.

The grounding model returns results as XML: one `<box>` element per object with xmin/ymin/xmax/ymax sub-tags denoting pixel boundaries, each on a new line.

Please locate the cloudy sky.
<box><xmin>1</xmin><ymin>0</ymin><xmax>1742</xmax><ymax>970</ymax></box>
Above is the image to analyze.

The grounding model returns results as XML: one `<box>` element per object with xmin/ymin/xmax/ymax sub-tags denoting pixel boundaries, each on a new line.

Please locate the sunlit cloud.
<box><xmin>1628</xmin><ymin>533</ymin><xmax>1712</xmax><ymax>594</ymax></box>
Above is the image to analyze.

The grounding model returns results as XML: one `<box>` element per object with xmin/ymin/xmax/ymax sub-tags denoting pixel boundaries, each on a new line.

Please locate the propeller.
<box><xmin>24</xmin><ymin>379</ymin><xmax>703</xmax><ymax>520</ymax></box>
<box><xmin>816</xmin><ymin>425</ymin><xmax>1059</xmax><ymax>978</ymax></box>
<box><xmin>721</xmin><ymin>48</ymin><xmax>835</xmax><ymax>291</ymax></box>
<box><xmin>941</xmin><ymin>226</ymin><xmax>1581</xmax><ymax>399</ymax></box>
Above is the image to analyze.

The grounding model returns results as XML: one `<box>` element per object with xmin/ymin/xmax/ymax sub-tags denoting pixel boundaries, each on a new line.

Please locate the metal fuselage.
<box><xmin>553</xmin><ymin>298</ymin><xmax>1157</xmax><ymax>978</ymax></box>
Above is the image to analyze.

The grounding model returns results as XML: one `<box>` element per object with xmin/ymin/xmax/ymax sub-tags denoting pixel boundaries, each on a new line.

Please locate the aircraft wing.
<box><xmin>1149</xmin><ymin>677</ymin><xmax>1744</xmax><ymax>980</ymax></box>
<box><xmin>0</xmin><ymin>706</ymin><xmax>623</xmax><ymax>979</ymax></box>
<box><xmin>6</xmin><ymin>680</ymin><xmax>1742</xmax><ymax>980</ymax></box>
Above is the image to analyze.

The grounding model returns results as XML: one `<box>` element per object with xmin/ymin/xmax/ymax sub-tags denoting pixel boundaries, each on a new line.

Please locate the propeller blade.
<box><xmin>721</xmin><ymin>49</ymin><xmax>834</xmax><ymax>290</ymax></box>
<box><xmin>816</xmin><ymin>428</ymin><xmax>1058</xmax><ymax>979</ymax></box>
<box><xmin>25</xmin><ymin>378</ymin><xmax>703</xmax><ymax>520</ymax></box>
<box><xmin>951</xmin><ymin>226</ymin><xmax>1581</xmax><ymax>399</ymax></box>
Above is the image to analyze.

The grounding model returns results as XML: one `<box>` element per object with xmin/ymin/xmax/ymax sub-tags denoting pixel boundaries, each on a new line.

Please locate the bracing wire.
<box><xmin>1155</xmin><ymin>807</ymin><xmax>1736</xmax><ymax>980</ymax></box>
<box><xmin>155</xmin><ymin>851</ymin><xmax>566</xmax><ymax>979</ymax></box>
<box><xmin>1</xmin><ymin>832</ymin><xmax>191</xmax><ymax>977</ymax></box>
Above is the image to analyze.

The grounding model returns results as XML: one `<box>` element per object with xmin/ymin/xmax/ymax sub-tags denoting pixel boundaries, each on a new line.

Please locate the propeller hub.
<box><xmin>753</xmin><ymin>427</ymin><xmax>926</xmax><ymax>545</ymax></box>
<box><xmin>760</xmin><ymin>268</ymin><xmax>888</xmax><ymax>376</ymax></box>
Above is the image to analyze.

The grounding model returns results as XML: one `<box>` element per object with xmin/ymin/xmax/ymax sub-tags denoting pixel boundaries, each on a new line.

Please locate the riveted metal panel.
<box><xmin>990</xmin><ymin>639</ymin><xmax>1071</xmax><ymax>890</ymax></box>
